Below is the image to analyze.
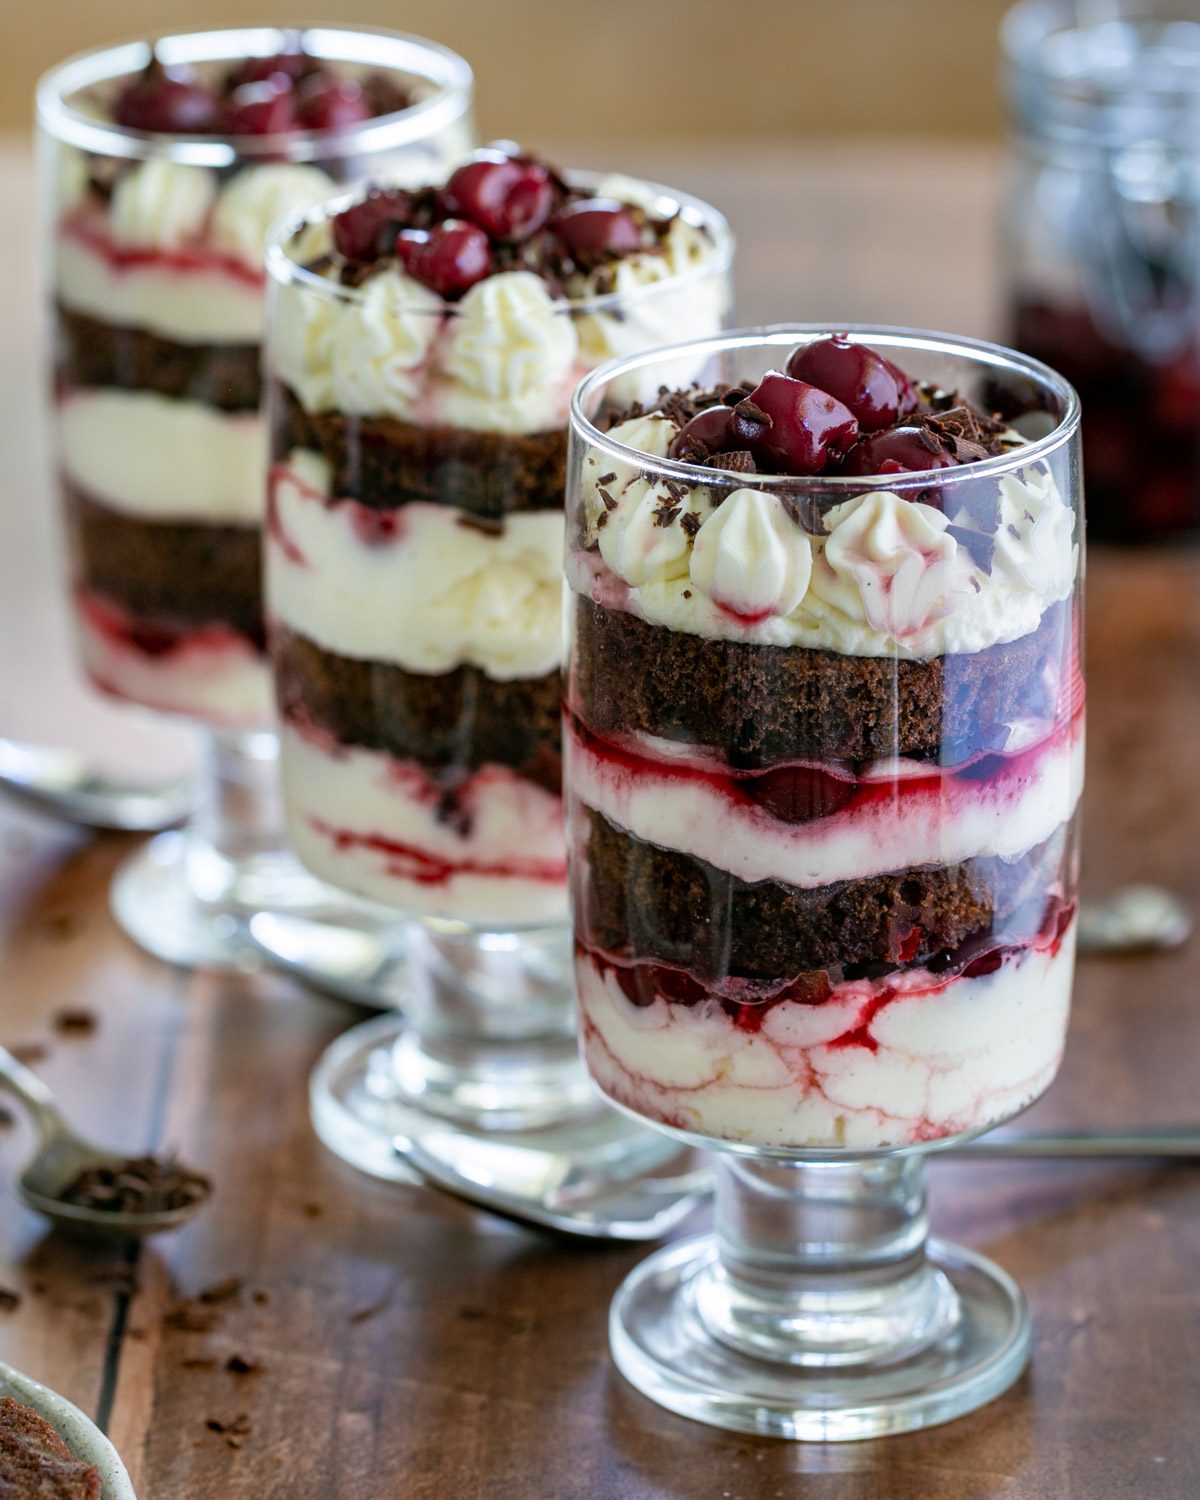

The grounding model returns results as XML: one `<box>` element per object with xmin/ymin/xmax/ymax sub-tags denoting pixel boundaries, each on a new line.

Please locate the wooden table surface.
<box><xmin>1</xmin><ymin>134</ymin><xmax>1198</xmax><ymax>1499</ymax></box>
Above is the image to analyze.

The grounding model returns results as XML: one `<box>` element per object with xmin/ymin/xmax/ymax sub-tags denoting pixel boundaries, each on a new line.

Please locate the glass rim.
<box><xmin>1002</xmin><ymin>0</ymin><xmax>1200</xmax><ymax>110</ymax></box>
<box><xmin>35</xmin><ymin>24</ymin><xmax>474</xmax><ymax>165</ymax></box>
<box><xmin>265</xmin><ymin>172</ymin><xmax>735</xmax><ymax>318</ymax></box>
<box><xmin>569</xmin><ymin>324</ymin><xmax>1082</xmax><ymax>493</ymax></box>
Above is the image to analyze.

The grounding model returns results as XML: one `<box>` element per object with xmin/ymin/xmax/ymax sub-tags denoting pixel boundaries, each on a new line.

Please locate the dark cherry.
<box><xmin>742</xmin><ymin>371</ymin><xmax>860</xmax><ymax>474</ymax></box>
<box><xmin>223</xmin><ymin>77</ymin><xmax>298</xmax><ymax>137</ymax></box>
<box><xmin>232</xmin><ymin>52</ymin><xmax>314</xmax><ymax>86</ymax></box>
<box><xmin>439</xmin><ymin>151</ymin><xmax>553</xmax><ymax>240</ymax></box>
<box><xmin>113</xmin><ymin>64</ymin><xmax>218</xmax><ymax>134</ymax></box>
<box><xmin>841</xmin><ymin>424</ymin><xmax>961</xmax><ymax>476</ymax></box>
<box><xmin>331</xmin><ymin>188</ymin><xmax>415</xmax><ymax>262</ymax></box>
<box><xmin>296</xmin><ymin>76</ymin><xmax>371</xmax><ymax>131</ymax></box>
<box><xmin>552</xmin><ymin>198</ymin><xmax>642</xmax><ymax>261</ymax></box>
<box><xmin>396</xmin><ymin>220</ymin><xmax>492</xmax><ymax>297</ymax></box>
<box><xmin>668</xmin><ymin>406</ymin><xmax>737</xmax><ymax>459</ymax></box>
<box><xmin>786</xmin><ymin>334</ymin><xmax>918</xmax><ymax>431</ymax></box>
<box><xmin>741</xmin><ymin>764</ymin><xmax>858</xmax><ymax>825</ymax></box>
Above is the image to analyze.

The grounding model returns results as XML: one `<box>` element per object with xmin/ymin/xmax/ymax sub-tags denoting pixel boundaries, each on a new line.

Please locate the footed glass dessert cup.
<box><xmin>565</xmin><ymin>327</ymin><xmax>1083</xmax><ymax>1437</ymax></box>
<box><xmin>262</xmin><ymin>157</ymin><xmax>733</xmax><ymax>1176</ymax></box>
<box><xmin>37</xmin><ymin>25</ymin><xmax>474</xmax><ymax>969</ymax></box>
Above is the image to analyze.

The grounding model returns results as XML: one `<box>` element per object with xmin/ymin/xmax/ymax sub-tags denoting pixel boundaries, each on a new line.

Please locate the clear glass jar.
<box><xmin>565</xmin><ymin>327</ymin><xmax>1083</xmax><ymax>1436</ymax></box>
<box><xmin>264</xmin><ymin>174</ymin><xmax>733</xmax><ymax>1177</ymax></box>
<box><xmin>36</xmin><ymin>27</ymin><xmax>474</xmax><ymax>969</ymax></box>
<box><xmin>1003</xmin><ymin>0</ymin><xmax>1200</xmax><ymax>541</ymax></box>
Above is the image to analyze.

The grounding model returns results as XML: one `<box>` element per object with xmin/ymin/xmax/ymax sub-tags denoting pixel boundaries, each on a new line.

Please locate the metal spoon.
<box><xmin>395</xmin><ymin>1124</ymin><xmax>1200</xmax><ymax>1240</ymax></box>
<box><xmin>0</xmin><ymin>737</ymin><xmax>192</xmax><ymax>832</ymax></box>
<box><xmin>0</xmin><ymin>1045</ymin><xmax>206</xmax><ymax>1239</ymax></box>
<box><xmin>394</xmin><ymin>1129</ymin><xmax>711</xmax><ymax>1240</ymax></box>
<box><xmin>1077</xmin><ymin>885</ymin><xmax>1192</xmax><ymax>955</ymax></box>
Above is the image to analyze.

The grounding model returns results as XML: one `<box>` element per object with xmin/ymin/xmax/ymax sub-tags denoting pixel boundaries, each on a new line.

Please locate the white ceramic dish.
<box><xmin>0</xmin><ymin>1359</ymin><xmax>135</xmax><ymax>1498</ymax></box>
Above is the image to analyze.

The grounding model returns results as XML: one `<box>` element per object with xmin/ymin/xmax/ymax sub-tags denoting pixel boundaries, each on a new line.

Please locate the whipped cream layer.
<box><xmin>268</xmin><ymin>452</ymin><xmax>564</xmax><ymax>680</ymax></box>
<box><xmin>577</xmin><ymin>923</ymin><xmax>1074</xmax><ymax>1149</ymax></box>
<box><xmin>567</xmin><ymin>706</ymin><xmax>1083</xmax><ymax>891</ymax></box>
<box><xmin>57</xmin><ymin>209</ymin><xmax>265</xmax><ymax>345</ymax></box>
<box><xmin>55</xmin><ymin>162</ymin><xmax>342</xmax><ymax>344</ymax></box>
<box><xmin>576</xmin><ymin>421</ymin><xmax>1078</xmax><ymax>659</ymax></box>
<box><xmin>273</xmin><ymin>179</ymin><xmax>726</xmax><ymax>437</ymax></box>
<box><xmin>76</xmin><ymin>590</ymin><xmax>271</xmax><ymax>728</ymax></box>
<box><xmin>280</xmin><ymin>721</ymin><xmax>567</xmax><ymax>926</ymax></box>
<box><xmin>58</xmin><ymin>390</ymin><xmax>266</xmax><ymax>523</ymax></box>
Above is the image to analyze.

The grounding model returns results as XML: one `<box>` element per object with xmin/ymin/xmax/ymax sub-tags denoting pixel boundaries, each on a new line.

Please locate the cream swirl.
<box><xmin>690</xmin><ymin>488</ymin><xmax>814</xmax><ymax>620</ymax></box>
<box><xmin>211</xmin><ymin>165</ymin><xmax>335</xmax><ymax>267</ymax></box>
<box><xmin>110</xmin><ymin>159</ymin><xmax>215</xmax><ymax>249</ymax></box>
<box><xmin>810</xmin><ymin>492</ymin><xmax>967</xmax><ymax>641</ymax></box>
<box><xmin>330</xmin><ymin>269</ymin><xmax>443</xmax><ymax>418</ymax></box>
<box><xmin>598</xmin><ymin>478</ymin><xmax>712</xmax><ymax>587</ymax></box>
<box><xmin>436</xmin><ymin>271</ymin><xmax>579</xmax><ymax>434</ymax></box>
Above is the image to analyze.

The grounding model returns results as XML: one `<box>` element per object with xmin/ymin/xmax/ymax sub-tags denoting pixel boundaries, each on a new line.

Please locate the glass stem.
<box><xmin>695</xmin><ymin>1153</ymin><xmax>960</xmax><ymax>1367</ymax></box>
<box><xmin>392</xmin><ymin>925</ymin><xmax>598</xmax><ymax>1130</ymax></box>
<box><xmin>184</xmin><ymin>728</ymin><xmax>294</xmax><ymax>910</ymax></box>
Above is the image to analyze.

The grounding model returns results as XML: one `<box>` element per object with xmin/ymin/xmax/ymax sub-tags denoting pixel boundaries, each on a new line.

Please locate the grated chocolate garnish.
<box><xmin>58</xmin><ymin>1156</ymin><xmax>211</xmax><ymax>1217</ymax></box>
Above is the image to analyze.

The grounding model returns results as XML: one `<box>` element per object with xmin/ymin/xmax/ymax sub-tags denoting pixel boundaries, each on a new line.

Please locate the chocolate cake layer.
<box><xmin>577</xmin><ymin>806</ymin><xmax>1068</xmax><ymax>983</ymax></box>
<box><xmin>572</xmin><ymin>596</ymin><xmax>1070</xmax><ymax>766</ymax></box>
<box><xmin>56</xmin><ymin>307</ymin><xmax>261</xmax><ymax>412</ymax></box>
<box><xmin>68</xmin><ymin>487</ymin><xmax>263</xmax><ymax>643</ymax></box>
<box><xmin>273</xmin><ymin>626</ymin><xmax>562</xmax><ymax>794</ymax></box>
<box><xmin>275</xmin><ymin>386</ymin><xmax>566</xmax><ymax>519</ymax></box>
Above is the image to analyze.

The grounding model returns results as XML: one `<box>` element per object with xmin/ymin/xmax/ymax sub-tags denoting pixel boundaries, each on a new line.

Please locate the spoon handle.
<box><xmin>948</xmin><ymin>1128</ymin><xmax>1200</xmax><ymax>1159</ymax></box>
<box><xmin>0</xmin><ymin>1045</ymin><xmax>67</xmax><ymax>1146</ymax></box>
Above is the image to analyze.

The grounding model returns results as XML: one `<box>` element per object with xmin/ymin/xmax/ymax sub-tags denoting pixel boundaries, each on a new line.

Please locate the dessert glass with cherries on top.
<box><xmin>1004</xmin><ymin>0</ymin><xmax>1200</xmax><ymax>541</ymax></box>
<box><xmin>566</xmin><ymin>328</ymin><xmax>1082</xmax><ymax>1436</ymax></box>
<box><xmin>37</xmin><ymin>27</ymin><xmax>474</xmax><ymax>967</ymax></box>
<box><xmin>264</xmin><ymin>148</ymin><xmax>732</xmax><ymax>1175</ymax></box>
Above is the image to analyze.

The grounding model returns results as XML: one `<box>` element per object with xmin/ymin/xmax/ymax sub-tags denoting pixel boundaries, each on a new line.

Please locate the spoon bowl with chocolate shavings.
<box><xmin>0</xmin><ymin>1044</ymin><xmax>211</xmax><ymax>1240</ymax></box>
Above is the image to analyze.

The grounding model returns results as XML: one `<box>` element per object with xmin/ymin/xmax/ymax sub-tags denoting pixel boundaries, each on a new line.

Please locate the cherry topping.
<box><xmin>396</xmin><ymin>220</ymin><xmax>492</xmax><ymax>297</ymax></box>
<box><xmin>786</xmin><ymin>334</ymin><xmax>918</xmax><ymax>432</ymax></box>
<box><xmin>440</xmin><ymin>151</ymin><xmax>553</xmax><ymax>241</ymax></box>
<box><xmin>232</xmin><ymin>52</ymin><xmax>314</xmax><ymax>86</ymax></box>
<box><xmin>741</xmin><ymin>764</ymin><xmax>858</xmax><ymax>825</ymax></box>
<box><xmin>840</xmin><ymin>424</ymin><xmax>961</xmax><ymax>476</ymax></box>
<box><xmin>668</xmin><ymin>406</ymin><xmax>737</xmax><ymax>460</ymax></box>
<box><xmin>223</xmin><ymin>77</ymin><xmax>298</xmax><ymax>137</ymax></box>
<box><xmin>113</xmin><ymin>62</ymin><xmax>218</xmax><ymax>134</ymax></box>
<box><xmin>741</xmin><ymin>371</ymin><xmax>860</xmax><ymax>475</ymax></box>
<box><xmin>553</xmin><ymin>199</ymin><xmax>642</xmax><ymax>262</ymax></box>
<box><xmin>331</xmin><ymin>188</ymin><xmax>415</xmax><ymax>262</ymax></box>
<box><xmin>296</xmin><ymin>76</ymin><xmax>371</xmax><ymax>131</ymax></box>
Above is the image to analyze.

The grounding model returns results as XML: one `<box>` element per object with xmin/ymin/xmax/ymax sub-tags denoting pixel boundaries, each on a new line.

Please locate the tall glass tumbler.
<box><xmin>38</xmin><ymin>26</ymin><xmax>474</xmax><ymax>968</ymax></box>
<box><xmin>566</xmin><ymin>328</ymin><xmax>1083</xmax><ymax>1437</ymax></box>
<box><xmin>1004</xmin><ymin>0</ymin><xmax>1200</xmax><ymax>541</ymax></box>
<box><xmin>264</xmin><ymin>170</ymin><xmax>733</xmax><ymax>1177</ymax></box>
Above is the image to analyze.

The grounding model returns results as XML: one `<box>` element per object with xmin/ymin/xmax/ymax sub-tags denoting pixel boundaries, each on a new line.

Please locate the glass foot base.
<box><xmin>110</xmin><ymin>831</ymin><xmax>350</xmax><ymax>972</ymax></box>
<box><xmin>310</xmin><ymin>1012</ymin><xmax>678</xmax><ymax>1187</ymax></box>
<box><xmin>247</xmin><ymin>910</ymin><xmax>404</xmax><ymax>1009</ymax></box>
<box><xmin>610</xmin><ymin>1233</ymin><xmax>1030</xmax><ymax>1440</ymax></box>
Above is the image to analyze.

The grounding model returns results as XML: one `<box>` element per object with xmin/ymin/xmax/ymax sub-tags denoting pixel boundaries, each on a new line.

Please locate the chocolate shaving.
<box><xmin>945</xmin><ymin>524</ymin><xmax>996</xmax><ymax>574</ymax></box>
<box><xmin>52</xmin><ymin>1009</ymin><xmax>95</xmax><ymax>1036</ymax></box>
<box><xmin>198</xmin><ymin>1277</ymin><xmax>244</xmax><ymax>1306</ymax></box>
<box><xmin>58</xmin><ymin>1156</ymin><xmax>211</xmax><ymax>1217</ymax></box>
<box><xmin>595</xmin><ymin>472</ymin><xmax>617</xmax><ymax>487</ymax></box>
<box><xmin>703</xmin><ymin>449</ymin><xmax>756</xmax><ymax>473</ymax></box>
<box><xmin>0</xmin><ymin>1288</ymin><xmax>20</xmax><ymax>1313</ymax></box>
<box><xmin>679</xmin><ymin>511</ymin><xmax>702</xmax><ymax>539</ymax></box>
<box><xmin>456</xmin><ymin>513</ymin><xmax>505</xmax><ymax>536</ymax></box>
<box><xmin>225</xmin><ymin>1355</ymin><xmax>262</xmax><ymax>1376</ymax></box>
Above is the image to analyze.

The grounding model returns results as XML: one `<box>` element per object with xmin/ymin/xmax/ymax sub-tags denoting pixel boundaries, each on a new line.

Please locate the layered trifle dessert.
<box><xmin>265</xmin><ymin>147</ymin><xmax>731</xmax><ymax>927</ymax></box>
<box><xmin>566</xmin><ymin>331</ymin><xmax>1083</xmax><ymax>1149</ymax></box>
<box><xmin>41</xmin><ymin>28</ymin><xmax>473</xmax><ymax>726</ymax></box>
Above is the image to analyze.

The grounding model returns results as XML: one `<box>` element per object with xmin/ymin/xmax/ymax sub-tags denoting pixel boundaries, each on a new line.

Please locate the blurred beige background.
<box><xmin>6</xmin><ymin>0</ymin><xmax>1015</xmax><ymax>140</ymax></box>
